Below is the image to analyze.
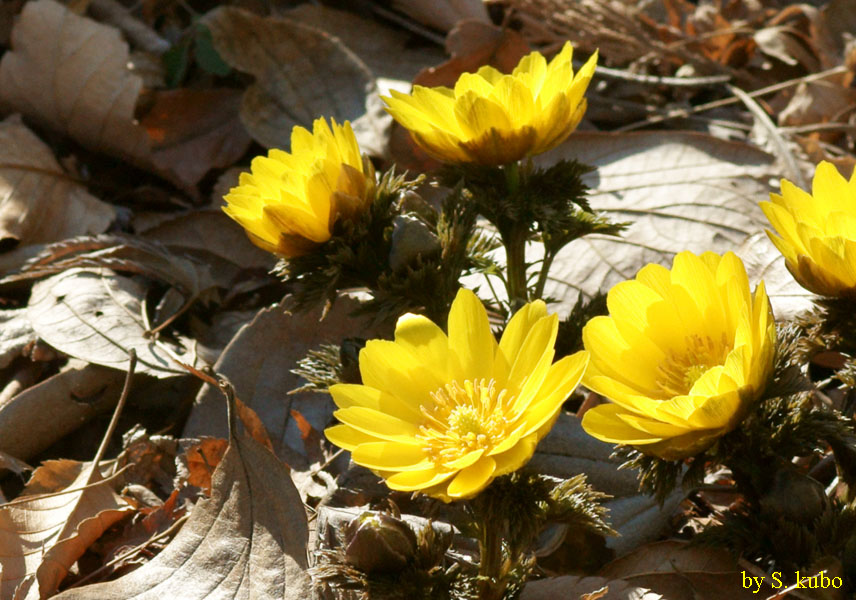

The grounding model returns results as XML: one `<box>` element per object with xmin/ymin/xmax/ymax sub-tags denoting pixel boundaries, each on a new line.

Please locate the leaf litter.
<box><xmin>0</xmin><ymin>0</ymin><xmax>854</xmax><ymax>597</ymax></box>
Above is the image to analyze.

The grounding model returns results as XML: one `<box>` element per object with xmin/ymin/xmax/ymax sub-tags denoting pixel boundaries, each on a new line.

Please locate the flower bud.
<box><xmin>343</xmin><ymin>512</ymin><xmax>418</xmax><ymax>574</ymax></box>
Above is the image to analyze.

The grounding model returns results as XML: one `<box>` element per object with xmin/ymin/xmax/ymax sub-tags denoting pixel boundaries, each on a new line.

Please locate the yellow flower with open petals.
<box><xmin>581</xmin><ymin>251</ymin><xmax>776</xmax><ymax>460</ymax></box>
<box><xmin>325</xmin><ymin>289</ymin><xmax>589</xmax><ymax>501</ymax></box>
<box><xmin>382</xmin><ymin>42</ymin><xmax>597</xmax><ymax>166</ymax></box>
<box><xmin>761</xmin><ymin>161</ymin><xmax>856</xmax><ymax>299</ymax></box>
<box><xmin>223</xmin><ymin>118</ymin><xmax>375</xmax><ymax>257</ymax></box>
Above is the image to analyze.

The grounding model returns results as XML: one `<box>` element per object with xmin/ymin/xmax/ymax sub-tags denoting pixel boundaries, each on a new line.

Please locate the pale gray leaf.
<box><xmin>0</xmin><ymin>309</ymin><xmax>35</xmax><ymax>369</ymax></box>
<box><xmin>53</xmin><ymin>424</ymin><xmax>310</xmax><ymax>599</ymax></box>
<box><xmin>538</xmin><ymin>132</ymin><xmax>782</xmax><ymax>315</ymax></box>
<box><xmin>27</xmin><ymin>268</ymin><xmax>188</xmax><ymax>377</ymax></box>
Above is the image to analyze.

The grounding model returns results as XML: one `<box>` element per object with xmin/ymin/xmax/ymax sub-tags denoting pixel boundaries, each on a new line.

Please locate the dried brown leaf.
<box><xmin>0</xmin><ymin>0</ymin><xmax>250</xmax><ymax>188</ymax></box>
<box><xmin>27</xmin><ymin>268</ymin><xmax>190</xmax><ymax>377</ymax></box>
<box><xmin>283</xmin><ymin>5</ymin><xmax>444</xmax><ymax>82</ymax></box>
<box><xmin>138</xmin><ymin>210</ymin><xmax>274</xmax><ymax>272</ymax></box>
<box><xmin>0</xmin><ymin>363</ymin><xmax>126</xmax><ymax>461</ymax></box>
<box><xmin>597</xmin><ymin>540</ymin><xmax>771</xmax><ymax>600</ymax></box>
<box><xmin>0</xmin><ymin>115</ymin><xmax>115</xmax><ymax>249</ymax></box>
<box><xmin>0</xmin><ymin>466</ymin><xmax>133</xmax><ymax>599</ymax></box>
<box><xmin>202</xmin><ymin>6</ymin><xmax>385</xmax><ymax>155</ymax></box>
<box><xmin>183</xmin><ymin>298</ymin><xmax>386</xmax><ymax>471</ymax></box>
<box><xmin>391</xmin><ymin>0</ymin><xmax>489</xmax><ymax>33</ymax></box>
<box><xmin>522</xmin><ymin>576</ymin><xmax>663</xmax><ymax>600</ymax></box>
<box><xmin>0</xmin><ymin>0</ymin><xmax>150</xmax><ymax>164</ymax></box>
<box><xmin>53</xmin><ymin>413</ymin><xmax>310</xmax><ymax>599</ymax></box>
<box><xmin>140</xmin><ymin>89</ymin><xmax>252</xmax><ymax>189</ymax></box>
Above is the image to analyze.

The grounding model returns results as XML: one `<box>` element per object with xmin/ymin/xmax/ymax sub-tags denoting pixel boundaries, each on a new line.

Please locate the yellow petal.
<box><xmin>581</xmin><ymin>404</ymin><xmax>665</xmax><ymax>445</ymax></box>
<box><xmin>454</xmin><ymin>92</ymin><xmax>513</xmax><ymax>139</ymax></box>
<box><xmin>352</xmin><ymin>442</ymin><xmax>432</xmax><ymax>471</ymax></box>
<box><xmin>385</xmin><ymin>468</ymin><xmax>455</xmax><ymax>492</ymax></box>
<box><xmin>394</xmin><ymin>313</ymin><xmax>450</xmax><ymax>383</ymax></box>
<box><xmin>359</xmin><ymin>340</ymin><xmax>444</xmax><ymax>408</ymax></box>
<box><xmin>333</xmin><ymin>406</ymin><xmax>421</xmax><ymax>442</ymax></box>
<box><xmin>324</xmin><ymin>424</ymin><xmax>380</xmax><ymax>451</ymax></box>
<box><xmin>493</xmin><ymin>433</ymin><xmax>539</xmax><ymax>476</ymax></box>
<box><xmin>446</xmin><ymin>456</ymin><xmax>497</xmax><ymax>499</ymax></box>
<box><xmin>329</xmin><ymin>384</ymin><xmax>422</xmax><ymax>422</ymax></box>
<box><xmin>519</xmin><ymin>351</ymin><xmax>588</xmax><ymax>436</ymax></box>
<box><xmin>447</xmin><ymin>289</ymin><xmax>496</xmax><ymax>382</ymax></box>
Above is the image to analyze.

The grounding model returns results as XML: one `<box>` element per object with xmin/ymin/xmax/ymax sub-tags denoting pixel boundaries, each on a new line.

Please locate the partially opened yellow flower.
<box><xmin>382</xmin><ymin>42</ymin><xmax>597</xmax><ymax>165</ymax></box>
<box><xmin>581</xmin><ymin>251</ymin><xmax>776</xmax><ymax>460</ymax></box>
<box><xmin>325</xmin><ymin>289</ymin><xmax>589</xmax><ymax>501</ymax></box>
<box><xmin>223</xmin><ymin>118</ymin><xmax>375</xmax><ymax>257</ymax></box>
<box><xmin>761</xmin><ymin>161</ymin><xmax>856</xmax><ymax>299</ymax></box>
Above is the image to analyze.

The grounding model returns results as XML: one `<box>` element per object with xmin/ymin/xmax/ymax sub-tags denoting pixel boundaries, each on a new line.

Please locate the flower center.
<box><xmin>656</xmin><ymin>334</ymin><xmax>729</xmax><ymax>397</ymax></box>
<box><xmin>417</xmin><ymin>379</ymin><xmax>512</xmax><ymax>467</ymax></box>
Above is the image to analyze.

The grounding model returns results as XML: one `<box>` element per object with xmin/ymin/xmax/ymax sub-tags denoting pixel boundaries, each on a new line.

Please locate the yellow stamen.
<box><xmin>656</xmin><ymin>333</ymin><xmax>729</xmax><ymax>397</ymax></box>
<box><xmin>418</xmin><ymin>379</ymin><xmax>512</xmax><ymax>467</ymax></box>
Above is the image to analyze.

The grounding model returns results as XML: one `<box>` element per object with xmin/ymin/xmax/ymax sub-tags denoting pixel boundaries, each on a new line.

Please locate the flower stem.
<box><xmin>503</xmin><ymin>226</ymin><xmax>529</xmax><ymax>311</ymax></box>
<box><xmin>532</xmin><ymin>248</ymin><xmax>557</xmax><ymax>301</ymax></box>
<box><xmin>477</xmin><ymin>510</ymin><xmax>506</xmax><ymax>600</ymax></box>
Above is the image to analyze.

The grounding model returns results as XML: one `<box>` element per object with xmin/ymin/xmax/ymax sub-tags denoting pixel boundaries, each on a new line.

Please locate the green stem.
<box><xmin>477</xmin><ymin>512</ymin><xmax>506</xmax><ymax>600</ymax></box>
<box><xmin>503</xmin><ymin>226</ymin><xmax>529</xmax><ymax>311</ymax></box>
<box><xmin>532</xmin><ymin>247</ymin><xmax>556</xmax><ymax>301</ymax></box>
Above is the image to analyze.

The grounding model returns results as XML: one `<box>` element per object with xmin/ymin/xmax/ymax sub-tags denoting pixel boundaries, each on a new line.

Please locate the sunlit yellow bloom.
<box><xmin>382</xmin><ymin>42</ymin><xmax>597</xmax><ymax>166</ymax></box>
<box><xmin>325</xmin><ymin>289</ymin><xmax>589</xmax><ymax>501</ymax></box>
<box><xmin>761</xmin><ymin>161</ymin><xmax>856</xmax><ymax>299</ymax></box>
<box><xmin>581</xmin><ymin>251</ymin><xmax>776</xmax><ymax>460</ymax></box>
<box><xmin>223</xmin><ymin>118</ymin><xmax>375</xmax><ymax>257</ymax></box>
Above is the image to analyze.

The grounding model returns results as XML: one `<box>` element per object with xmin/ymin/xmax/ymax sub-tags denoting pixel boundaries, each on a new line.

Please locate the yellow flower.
<box><xmin>325</xmin><ymin>289</ymin><xmax>589</xmax><ymax>501</ymax></box>
<box><xmin>382</xmin><ymin>42</ymin><xmax>597</xmax><ymax>165</ymax></box>
<box><xmin>223</xmin><ymin>118</ymin><xmax>375</xmax><ymax>257</ymax></box>
<box><xmin>580</xmin><ymin>251</ymin><xmax>776</xmax><ymax>460</ymax></box>
<box><xmin>761</xmin><ymin>161</ymin><xmax>856</xmax><ymax>299</ymax></box>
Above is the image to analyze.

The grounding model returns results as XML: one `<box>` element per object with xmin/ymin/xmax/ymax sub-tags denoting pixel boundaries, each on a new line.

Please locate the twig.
<box><xmin>727</xmin><ymin>83</ymin><xmax>806</xmax><ymax>189</ymax></box>
<box><xmin>65</xmin><ymin>513</ymin><xmax>190</xmax><ymax>590</ymax></box>
<box><xmin>368</xmin><ymin>4</ymin><xmax>446</xmax><ymax>46</ymax></box>
<box><xmin>586</xmin><ymin>62</ymin><xmax>732</xmax><ymax>87</ymax></box>
<box><xmin>616</xmin><ymin>65</ymin><xmax>849</xmax><ymax>132</ymax></box>
<box><xmin>87</xmin><ymin>350</ymin><xmax>137</xmax><ymax>485</ymax></box>
<box><xmin>0</xmin><ymin>465</ymin><xmax>133</xmax><ymax>508</ymax></box>
<box><xmin>89</xmin><ymin>0</ymin><xmax>170</xmax><ymax>54</ymax></box>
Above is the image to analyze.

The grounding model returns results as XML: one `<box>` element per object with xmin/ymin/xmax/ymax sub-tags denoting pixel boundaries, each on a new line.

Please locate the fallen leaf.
<box><xmin>179</xmin><ymin>438</ymin><xmax>229</xmax><ymax>495</ymax></box>
<box><xmin>522</xmin><ymin>576</ymin><xmax>663</xmax><ymax>600</ymax></box>
<box><xmin>0</xmin><ymin>0</ymin><xmax>150</xmax><ymax>164</ymax></box>
<box><xmin>0</xmin><ymin>115</ymin><xmax>115</xmax><ymax>249</ymax></box>
<box><xmin>0</xmin><ymin>0</ymin><xmax>246</xmax><ymax>189</ymax></box>
<box><xmin>202</xmin><ymin>6</ymin><xmax>385</xmax><ymax>155</ymax></box>
<box><xmin>183</xmin><ymin>298</ymin><xmax>386</xmax><ymax>471</ymax></box>
<box><xmin>283</xmin><ymin>5</ymin><xmax>444</xmax><ymax>82</ymax></box>
<box><xmin>138</xmin><ymin>210</ymin><xmax>274</xmax><ymax>271</ymax></box>
<box><xmin>538</xmin><ymin>131</ymin><xmax>782</xmax><ymax>315</ymax></box>
<box><xmin>140</xmin><ymin>89</ymin><xmax>252</xmax><ymax>189</ymax></box>
<box><xmin>391</xmin><ymin>0</ymin><xmax>490</xmax><ymax>33</ymax></box>
<box><xmin>53</xmin><ymin>404</ymin><xmax>310</xmax><ymax>599</ymax></box>
<box><xmin>0</xmin><ymin>464</ymin><xmax>133</xmax><ymax>599</ymax></box>
<box><xmin>0</xmin><ymin>309</ymin><xmax>35</xmax><ymax>370</ymax></box>
<box><xmin>27</xmin><ymin>268</ymin><xmax>189</xmax><ymax>377</ymax></box>
<box><xmin>597</xmin><ymin>540</ymin><xmax>770</xmax><ymax>600</ymax></box>
<box><xmin>0</xmin><ymin>362</ymin><xmax>126</xmax><ymax>461</ymax></box>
